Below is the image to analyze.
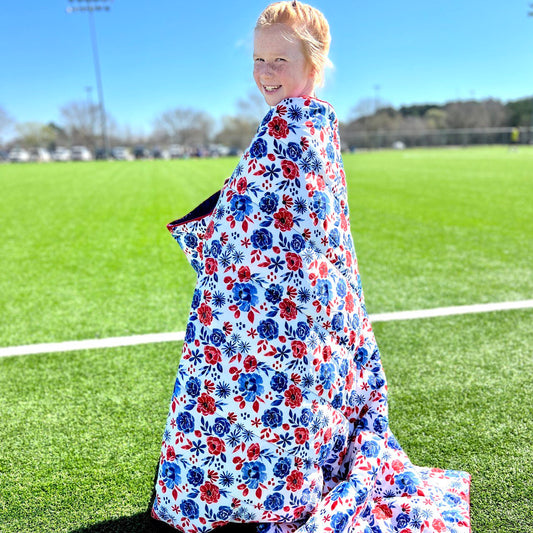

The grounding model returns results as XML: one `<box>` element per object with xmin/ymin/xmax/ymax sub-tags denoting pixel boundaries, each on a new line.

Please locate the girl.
<box><xmin>151</xmin><ymin>2</ymin><xmax>471</xmax><ymax>532</ymax></box>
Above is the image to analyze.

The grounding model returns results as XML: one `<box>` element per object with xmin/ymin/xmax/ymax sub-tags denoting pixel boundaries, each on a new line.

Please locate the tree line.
<box><xmin>1</xmin><ymin>95</ymin><xmax>531</xmax><ymax>153</ymax></box>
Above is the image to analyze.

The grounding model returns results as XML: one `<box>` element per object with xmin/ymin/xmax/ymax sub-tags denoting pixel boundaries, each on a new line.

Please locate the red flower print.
<box><xmin>247</xmin><ymin>443</ymin><xmax>261</xmax><ymax>461</ymax></box>
<box><xmin>197</xmin><ymin>393</ymin><xmax>216</xmax><ymax>416</ymax></box>
<box><xmin>294</xmin><ymin>427</ymin><xmax>309</xmax><ymax>444</ymax></box>
<box><xmin>206</xmin><ymin>436</ymin><xmax>226</xmax><ymax>456</ymax></box>
<box><xmin>166</xmin><ymin>446</ymin><xmax>176</xmax><ymax>461</ymax></box>
<box><xmin>268</xmin><ymin>116</ymin><xmax>289</xmax><ymax>139</ymax></box>
<box><xmin>205</xmin><ymin>258</ymin><xmax>218</xmax><ymax>275</ymax></box>
<box><xmin>284</xmin><ymin>384</ymin><xmax>303</xmax><ymax>408</ymax></box>
<box><xmin>281</xmin><ymin>160</ymin><xmax>299</xmax><ymax>180</ymax></box>
<box><xmin>373</xmin><ymin>503</ymin><xmax>393</xmax><ymax>519</ymax></box>
<box><xmin>286</xmin><ymin>470</ymin><xmax>304</xmax><ymax>492</ymax></box>
<box><xmin>392</xmin><ymin>459</ymin><xmax>404</xmax><ymax>473</ymax></box>
<box><xmin>273</xmin><ymin>208</ymin><xmax>294</xmax><ymax>232</ymax></box>
<box><xmin>236</xmin><ymin>177</ymin><xmax>248</xmax><ymax>194</ymax></box>
<box><xmin>291</xmin><ymin>340</ymin><xmax>307</xmax><ymax>359</ymax></box>
<box><xmin>238</xmin><ymin>266</ymin><xmax>252</xmax><ymax>282</ymax></box>
<box><xmin>432</xmin><ymin>519</ymin><xmax>447</xmax><ymax>533</ymax></box>
<box><xmin>322</xmin><ymin>345</ymin><xmax>332</xmax><ymax>362</ymax></box>
<box><xmin>318</xmin><ymin>261</ymin><xmax>328</xmax><ymax>278</ymax></box>
<box><xmin>197</xmin><ymin>303</ymin><xmax>213</xmax><ymax>325</ymax></box>
<box><xmin>200</xmin><ymin>482</ymin><xmax>220</xmax><ymax>504</ymax></box>
<box><xmin>205</xmin><ymin>346</ymin><xmax>222</xmax><ymax>365</ymax></box>
<box><xmin>279</xmin><ymin>298</ymin><xmax>297</xmax><ymax>320</ymax></box>
<box><xmin>285</xmin><ymin>252</ymin><xmax>302</xmax><ymax>271</ymax></box>
<box><xmin>243</xmin><ymin>355</ymin><xmax>258</xmax><ymax>373</ymax></box>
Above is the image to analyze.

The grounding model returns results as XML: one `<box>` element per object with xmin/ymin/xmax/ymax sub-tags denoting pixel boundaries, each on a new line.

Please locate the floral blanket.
<box><xmin>151</xmin><ymin>96</ymin><xmax>471</xmax><ymax>533</ymax></box>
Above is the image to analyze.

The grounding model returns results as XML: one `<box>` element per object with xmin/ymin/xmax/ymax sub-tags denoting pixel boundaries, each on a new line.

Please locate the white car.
<box><xmin>111</xmin><ymin>147</ymin><xmax>133</xmax><ymax>160</ymax></box>
<box><xmin>52</xmin><ymin>147</ymin><xmax>71</xmax><ymax>161</ymax></box>
<box><xmin>30</xmin><ymin>148</ymin><xmax>52</xmax><ymax>162</ymax></box>
<box><xmin>8</xmin><ymin>148</ymin><xmax>31</xmax><ymax>162</ymax></box>
<box><xmin>71</xmin><ymin>146</ymin><xmax>93</xmax><ymax>161</ymax></box>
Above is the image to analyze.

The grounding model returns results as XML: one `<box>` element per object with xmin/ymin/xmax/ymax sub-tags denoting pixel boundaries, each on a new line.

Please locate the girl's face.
<box><xmin>253</xmin><ymin>24</ymin><xmax>316</xmax><ymax>107</ymax></box>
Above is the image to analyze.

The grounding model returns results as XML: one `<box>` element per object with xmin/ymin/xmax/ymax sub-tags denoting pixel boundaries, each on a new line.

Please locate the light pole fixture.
<box><xmin>66</xmin><ymin>0</ymin><xmax>113</xmax><ymax>156</ymax></box>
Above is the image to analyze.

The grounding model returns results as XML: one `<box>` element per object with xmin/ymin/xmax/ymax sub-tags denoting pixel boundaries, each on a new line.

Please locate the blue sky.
<box><xmin>1</xmin><ymin>0</ymin><xmax>532</xmax><ymax>136</ymax></box>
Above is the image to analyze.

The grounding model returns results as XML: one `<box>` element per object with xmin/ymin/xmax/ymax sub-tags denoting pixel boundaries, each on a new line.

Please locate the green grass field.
<box><xmin>1</xmin><ymin>147</ymin><xmax>532</xmax><ymax>532</ymax></box>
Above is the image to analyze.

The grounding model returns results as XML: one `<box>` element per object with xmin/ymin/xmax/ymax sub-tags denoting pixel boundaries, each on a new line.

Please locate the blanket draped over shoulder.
<box><xmin>151</xmin><ymin>97</ymin><xmax>471</xmax><ymax>533</ymax></box>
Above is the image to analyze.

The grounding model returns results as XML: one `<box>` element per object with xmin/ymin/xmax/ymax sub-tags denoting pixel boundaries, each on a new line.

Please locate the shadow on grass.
<box><xmin>69</xmin><ymin>511</ymin><xmax>177</xmax><ymax>533</ymax></box>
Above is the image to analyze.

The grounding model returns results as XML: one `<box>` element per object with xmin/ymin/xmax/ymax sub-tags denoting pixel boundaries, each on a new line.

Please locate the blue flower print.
<box><xmin>326</xmin><ymin>142</ymin><xmax>336</xmax><ymax>162</ymax></box>
<box><xmin>184</xmin><ymin>321</ymin><xmax>195</xmax><ymax>343</ymax></box>
<box><xmin>262</xmin><ymin>407</ymin><xmax>283</xmax><ymax>428</ymax></box>
<box><xmin>331</xmin><ymin>312</ymin><xmax>344</xmax><ymax>331</ymax></box>
<box><xmin>336</xmin><ymin>278</ymin><xmax>347</xmax><ymax>298</ymax></box>
<box><xmin>212</xmin><ymin>417</ymin><xmax>231</xmax><ymax>436</ymax></box>
<box><xmin>396</xmin><ymin>513</ymin><xmax>410</xmax><ymax>528</ymax></box>
<box><xmin>175</xmin><ymin>412</ymin><xmax>195</xmax><ymax>433</ymax></box>
<box><xmin>259</xmin><ymin>192</ymin><xmax>279</xmax><ymax>214</ymax></box>
<box><xmin>319</xmin><ymin>363</ymin><xmax>336</xmax><ymax>389</ymax></box>
<box><xmin>361</xmin><ymin>440</ymin><xmax>379</xmax><ymax>458</ymax></box>
<box><xmin>241</xmin><ymin>461</ymin><xmax>267</xmax><ymax>489</ymax></box>
<box><xmin>287</xmin><ymin>141</ymin><xmax>303</xmax><ymax>161</ymax></box>
<box><xmin>296</xmin><ymin>321</ymin><xmax>310</xmax><ymax>340</ymax></box>
<box><xmin>180</xmin><ymin>499</ymin><xmax>199</xmax><ymax>520</ymax></box>
<box><xmin>210</xmin><ymin>329</ymin><xmax>226</xmax><ymax>346</ymax></box>
<box><xmin>233</xmin><ymin>283</ymin><xmax>258</xmax><ymax>312</ymax></box>
<box><xmin>184</xmin><ymin>233</ymin><xmax>197</xmax><ymax>249</ymax></box>
<box><xmin>251</xmin><ymin>228</ymin><xmax>273</xmax><ymax>250</ymax></box>
<box><xmin>444</xmin><ymin>493</ymin><xmax>461</xmax><ymax>506</ymax></box>
<box><xmin>230</xmin><ymin>194</ymin><xmax>253</xmax><ymax>221</ymax></box>
<box><xmin>264</xmin><ymin>492</ymin><xmax>285</xmax><ymax>511</ymax></box>
<box><xmin>329</xmin><ymin>227</ymin><xmax>340</xmax><ymax>248</ymax></box>
<box><xmin>442</xmin><ymin>509</ymin><xmax>464</xmax><ymax>523</ymax></box>
<box><xmin>186</xmin><ymin>466</ymin><xmax>204</xmax><ymax>487</ymax></box>
<box><xmin>373</xmin><ymin>415</ymin><xmax>388</xmax><ymax>434</ymax></box>
<box><xmin>354</xmin><ymin>487</ymin><xmax>368</xmax><ymax>506</ymax></box>
<box><xmin>238</xmin><ymin>373</ymin><xmax>264</xmax><ymax>402</ymax></box>
<box><xmin>331</xmin><ymin>512</ymin><xmax>348</xmax><ymax>533</ymax></box>
<box><xmin>185</xmin><ymin>377</ymin><xmax>201</xmax><ymax>397</ymax></box>
<box><xmin>270</xmin><ymin>372</ymin><xmax>288</xmax><ymax>392</ymax></box>
<box><xmin>316</xmin><ymin>279</ymin><xmax>332</xmax><ymax>305</ymax></box>
<box><xmin>217</xmin><ymin>506</ymin><xmax>233</xmax><ymax>520</ymax></box>
<box><xmin>300</xmin><ymin>408</ymin><xmax>314</xmax><ymax>427</ymax></box>
<box><xmin>329</xmin><ymin>481</ymin><xmax>352</xmax><ymax>502</ymax></box>
<box><xmin>368</xmin><ymin>372</ymin><xmax>385</xmax><ymax>390</ymax></box>
<box><xmin>291</xmin><ymin>234</ymin><xmax>306</xmax><ymax>252</ymax></box>
<box><xmin>354</xmin><ymin>346</ymin><xmax>370</xmax><ymax>369</ymax></box>
<box><xmin>332</xmin><ymin>434</ymin><xmax>346</xmax><ymax>454</ymax></box>
<box><xmin>265</xmin><ymin>283</ymin><xmax>284</xmax><ymax>304</ymax></box>
<box><xmin>210</xmin><ymin>239</ymin><xmax>222</xmax><ymax>257</ymax></box>
<box><xmin>273</xmin><ymin>457</ymin><xmax>291</xmax><ymax>478</ymax></box>
<box><xmin>161</xmin><ymin>461</ymin><xmax>181</xmax><ymax>489</ymax></box>
<box><xmin>332</xmin><ymin>393</ymin><xmax>342</xmax><ymax>409</ymax></box>
<box><xmin>395</xmin><ymin>472</ymin><xmax>419</xmax><ymax>495</ymax></box>
<box><xmin>250</xmin><ymin>137</ymin><xmax>268</xmax><ymax>159</ymax></box>
<box><xmin>312</xmin><ymin>191</ymin><xmax>331</xmax><ymax>220</ymax></box>
<box><xmin>257</xmin><ymin>318</ymin><xmax>279</xmax><ymax>340</ymax></box>
<box><xmin>191</xmin><ymin>289</ymin><xmax>201</xmax><ymax>309</ymax></box>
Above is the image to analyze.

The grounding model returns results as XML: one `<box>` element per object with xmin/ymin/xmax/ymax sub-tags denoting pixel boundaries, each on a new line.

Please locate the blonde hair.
<box><xmin>255</xmin><ymin>1</ymin><xmax>332</xmax><ymax>86</ymax></box>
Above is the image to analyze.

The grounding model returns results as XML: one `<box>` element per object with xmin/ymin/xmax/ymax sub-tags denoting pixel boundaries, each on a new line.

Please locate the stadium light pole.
<box><xmin>66</xmin><ymin>0</ymin><xmax>112</xmax><ymax>156</ymax></box>
<box><xmin>529</xmin><ymin>4</ymin><xmax>533</xmax><ymax>142</ymax></box>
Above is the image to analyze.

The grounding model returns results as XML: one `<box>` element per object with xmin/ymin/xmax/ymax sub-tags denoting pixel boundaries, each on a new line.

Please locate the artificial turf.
<box><xmin>0</xmin><ymin>147</ymin><xmax>532</xmax><ymax>532</ymax></box>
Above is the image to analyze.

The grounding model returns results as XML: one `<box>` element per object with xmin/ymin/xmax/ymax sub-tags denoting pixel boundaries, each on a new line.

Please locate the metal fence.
<box><xmin>340</xmin><ymin>126</ymin><xmax>533</xmax><ymax>150</ymax></box>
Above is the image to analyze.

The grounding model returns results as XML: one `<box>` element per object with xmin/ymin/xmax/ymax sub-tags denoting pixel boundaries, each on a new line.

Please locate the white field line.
<box><xmin>1</xmin><ymin>299</ymin><xmax>532</xmax><ymax>359</ymax></box>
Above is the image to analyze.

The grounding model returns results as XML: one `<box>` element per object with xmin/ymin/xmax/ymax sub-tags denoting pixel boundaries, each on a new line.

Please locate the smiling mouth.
<box><xmin>264</xmin><ymin>85</ymin><xmax>281</xmax><ymax>92</ymax></box>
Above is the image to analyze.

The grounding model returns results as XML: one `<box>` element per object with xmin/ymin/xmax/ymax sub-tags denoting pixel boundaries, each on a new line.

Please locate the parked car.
<box><xmin>52</xmin><ymin>147</ymin><xmax>71</xmax><ymax>161</ymax></box>
<box><xmin>8</xmin><ymin>148</ymin><xmax>31</xmax><ymax>162</ymax></box>
<box><xmin>133</xmin><ymin>145</ymin><xmax>151</xmax><ymax>159</ymax></box>
<box><xmin>30</xmin><ymin>148</ymin><xmax>51</xmax><ymax>162</ymax></box>
<box><xmin>111</xmin><ymin>146</ymin><xmax>133</xmax><ymax>160</ymax></box>
<box><xmin>71</xmin><ymin>146</ymin><xmax>93</xmax><ymax>161</ymax></box>
<box><xmin>151</xmin><ymin>147</ymin><xmax>170</xmax><ymax>159</ymax></box>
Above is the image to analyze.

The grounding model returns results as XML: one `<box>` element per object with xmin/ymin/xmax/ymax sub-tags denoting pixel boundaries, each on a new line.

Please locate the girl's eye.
<box><xmin>254</xmin><ymin>58</ymin><xmax>264</xmax><ymax>62</ymax></box>
<box><xmin>275</xmin><ymin>58</ymin><xmax>286</xmax><ymax>62</ymax></box>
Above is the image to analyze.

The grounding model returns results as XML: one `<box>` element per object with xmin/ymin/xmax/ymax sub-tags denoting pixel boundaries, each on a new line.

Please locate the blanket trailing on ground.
<box><xmin>151</xmin><ymin>96</ymin><xmax>471</xmax><ymax>533</ymax></box>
